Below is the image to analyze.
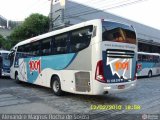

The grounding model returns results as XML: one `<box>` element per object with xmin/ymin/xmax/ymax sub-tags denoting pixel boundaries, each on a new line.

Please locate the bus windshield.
<box><xmin>1</xmin><ymin>53</ymin><xmax>10</xmax><ymax>67</ymax></box>
<box><xmin>102</xmin><ymin>21</ymin><xmax>136</xmax><ymax>44</ymax></box>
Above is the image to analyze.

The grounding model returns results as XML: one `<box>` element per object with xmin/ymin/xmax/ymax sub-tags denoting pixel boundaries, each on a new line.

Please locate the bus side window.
<box><xmin>31</xmin><ymin>42</ymin><xmax>41</xmax><ymax>56</ymax></box>
<box><xmin>23</xmin><ymin>45</ymin><xmax>32</xmax><ymax>57</ymax></box>
<box><xmin>41</xmin><ymin>38</ymin><xmax>52</xmax><ymax>56</ymax></box>
<box><xmin>153</xmin><ymin>56</ymin><xmax>159</xmax><ymax>63</ymax></box>
<box><xmin>9</xmin><ymin>52</ymin><xmax>15</xmax><ymax>67</ymax></box>
<box><xmin>138</xmin><ymin>54</ymin><xmax>142</xmax><ymax>61</ymax></box>
<box><xmin>15</xmin><ymin>46</ymin><xmax>24</xmax><ymax>66</ymax></box>
<box><xmin>142</xmin><ymin>55</ymin><xmax>145</xmax><ymax>62</ymax></box>
<box><xmin>54</xmin><ymin>34</ymin><xmax>68</xmax><ymax>54</ymax></box>
<box><xmin>142</xmin><ymin>55</ymin><xmax>148</xmax><ymax>62</ymax></box>
<box><xmin>148</xmin><ymin>55</ymin><xmax>152</xmax><ymax>62</ymax></box>
<box><xmin>146</xmin><ymin>55</ymin><xmax>150</xmax><ymax>62</ymax></box>
<box><xmin>156</xmin><ymin>56</ymin><xmax>159</xmax><ymax>63</ymax></box>
<box><xmin>70</xmin><ymin>26</ymin><xmax>93</xmax><ymax>52</ymax></box>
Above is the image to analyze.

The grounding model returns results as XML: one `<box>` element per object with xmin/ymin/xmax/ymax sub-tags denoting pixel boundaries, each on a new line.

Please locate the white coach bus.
<box><xmin>9</xmin><ymin>19</ymin><xmax>137</xmax><ymax>96</ymax></box>
<box><xmin>137</xmin><ymin>52</ymin><xmax>160</xmax><ymax>77</ymax></box>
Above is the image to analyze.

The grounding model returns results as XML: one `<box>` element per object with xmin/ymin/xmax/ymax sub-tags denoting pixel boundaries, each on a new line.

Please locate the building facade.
<box><xmin>50</xmin><ymin>0</ymin><xmax>160</xmax><ymax>53</ymax></box>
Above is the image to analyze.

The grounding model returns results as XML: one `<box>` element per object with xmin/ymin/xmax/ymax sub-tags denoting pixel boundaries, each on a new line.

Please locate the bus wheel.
<box><xmin>51</xmin><ymin>76</ymin><xmax>63</xmax><ymax>96</ymax></box>
<box><xmin>148</xmin><ymin>71</ymin><xmax>152</xmax><ymax>78</ymax></box>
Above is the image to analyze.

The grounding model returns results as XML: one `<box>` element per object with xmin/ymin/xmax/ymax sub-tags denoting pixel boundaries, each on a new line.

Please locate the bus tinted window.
<box><xmin>54</xmin><ymin>34</ymin><xmax>68</xmax><ymax>54</ymax></box>
<box><xmin>15</xmin><ymin>46</ymin><xmax>25</xmax><ymax>66</ymax></box>
<box><xmin>138</xmin><ymin>54</ymin><xmax>142</xmax><ymax>61</ymax></box>
<box><xmin>23</xmin><ymin>44</ymin><xmax>32</xmax><ymax>57</ymax></box>
<box><xmin>41</xmin><ymin>38</ymin><xmax>52</xmax><ymax>55</ymax></box>
<box><xmin>138</xmin><ymin>54</ymin><xmax>160</xmax><ymax>63</ymax></box>
<box><xmin>70</xmin><ymin>26</ymin><xmax>93</xmax><ymax>52</ymax></box>
<box><xmin>17</xmin><ymin>46</ymin><xmax>25</xmax><ymax>58</ymax></box>
<box><xmin>1</xmin><ymin>53</ymin><xmax>10</xmax><ymax>67</ymax></box>
<box><xmin>17</xmin><ymin>44</ymin><xmax>37</xmax><ymax>57</ymax></box>
<box><xmin>31</xmin><ymin>42</ymin><xmax>41</xmax><ymax>56</ymax></box>
<box><xmin>153</xmin><ymin>56</ymin><xmax>159</xmax><ymax>63</ymax></box>
<box><xmin>9</xmin><ymin>51</ymin><xmax>15</xmax><ymax>66</ymax></box>
<box><xmin>102</xmin><ymin>21</ymin><xmax>136</xmax><ymax>44</ymax></box>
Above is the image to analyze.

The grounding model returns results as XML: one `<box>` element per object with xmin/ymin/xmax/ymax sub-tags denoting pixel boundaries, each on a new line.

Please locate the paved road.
<box><xmin>0</xmin><ymin>76</ymin><xmax>160</xmax><ymax>120</ymax></box>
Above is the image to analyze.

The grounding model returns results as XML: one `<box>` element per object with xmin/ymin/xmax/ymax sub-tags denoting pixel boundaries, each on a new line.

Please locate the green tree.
<box><xmin>0</xmin><ymin>34</ymin><xmax>11</xmax><ymax>50</ymax></box>
<box><xmin>0</xmin><ymin>34</ymin><xmax>6</xmax><ymax>49</ymax></box>
<box><xmin>10</xmin><ymin>13</ymin><xmax>49</xmax><ymax>46</ymax></box>
<box><xmin>4</xmin><ymin>36</ymin><xmax>12</xmax><ymax>50</ymax></box>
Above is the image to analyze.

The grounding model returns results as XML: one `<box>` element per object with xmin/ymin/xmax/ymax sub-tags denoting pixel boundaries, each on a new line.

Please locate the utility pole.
<box><xmin>49</xmin><ymin>0</ymin><xmax>53</xmax><ymax>31</ymax></box>
<box><xmin>49</xmin><ymin>0</ymin><xmax>66</xmax><ymax>31</ymax></box>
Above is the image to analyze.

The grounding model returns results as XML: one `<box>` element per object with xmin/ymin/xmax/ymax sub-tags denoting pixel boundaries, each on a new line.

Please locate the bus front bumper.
<box><xmin>1</xmin><ymin>72</ymin><xmax>10</xmax><ymax>77</ymax></box>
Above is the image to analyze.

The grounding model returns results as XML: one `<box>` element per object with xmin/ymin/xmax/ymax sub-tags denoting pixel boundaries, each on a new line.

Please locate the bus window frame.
<box><xmin>69</xmin><ymin>25</ymin><xmax>93</xmax><ymax>53</ymax></box>
<box><xmin>52</xmin><ymin>32</ymin><xmax>69</xmax><ymax>55</ymax></box>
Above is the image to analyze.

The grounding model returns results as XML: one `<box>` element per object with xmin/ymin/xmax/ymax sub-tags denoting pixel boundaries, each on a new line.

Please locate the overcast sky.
<box><xmin>0</xmin><ymin>0</ymin><xmax>160</xmax><ymax>30</ymax></box>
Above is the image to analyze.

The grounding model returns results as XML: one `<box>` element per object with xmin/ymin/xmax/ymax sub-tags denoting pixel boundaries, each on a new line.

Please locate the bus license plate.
<box><xmin>118</xmin><ymin>85</ymin><xmax>125</xmax><ymax>89</ymax></box>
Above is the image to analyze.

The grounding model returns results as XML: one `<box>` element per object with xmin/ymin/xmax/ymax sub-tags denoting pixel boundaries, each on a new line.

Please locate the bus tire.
<box><xmin>148</xmin><ymin>70</ymin><xmax>152</xmax><ymax>78</ymax></box>
<box><xmin>51</xmin><ymin>76</ymin><xmax>63</xmax><ymax>96</ymax></box>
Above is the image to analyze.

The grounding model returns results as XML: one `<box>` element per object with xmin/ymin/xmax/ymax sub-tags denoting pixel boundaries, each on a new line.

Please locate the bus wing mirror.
<box><xmin>8</xmin><ymin>50</ymin><xmax>15</xmax><ymax>59</ymax></box>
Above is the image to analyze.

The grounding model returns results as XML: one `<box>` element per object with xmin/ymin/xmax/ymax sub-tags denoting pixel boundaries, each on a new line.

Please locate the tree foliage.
<box><xmin>0</xmin><ymin>34</ymin><xmax>5</xmax><ymax>48</ymax></box>
<box><xmin>0</xmin><ymin>34</ymin><xmax>11</xmax><ymax>50</ymax></box>
<box><xmin>10</xmin><ymin>13</ymin><xmax>49</xmax><ymax>46</ymax></box>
